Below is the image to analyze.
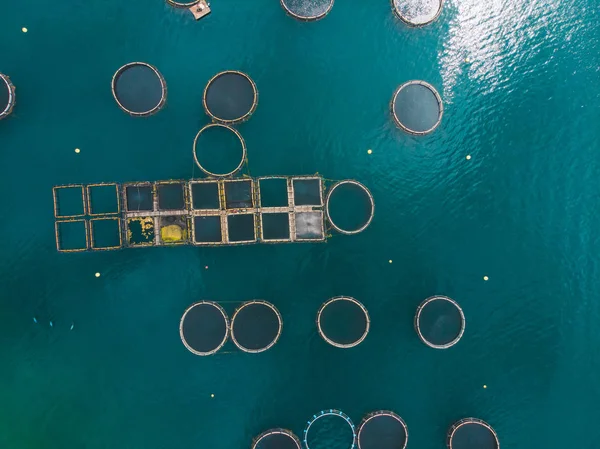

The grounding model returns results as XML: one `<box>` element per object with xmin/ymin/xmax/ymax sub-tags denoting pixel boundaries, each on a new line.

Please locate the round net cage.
<box><xmin>357</xmin><ymin>411</ymin><xmax>408</xmax><ymax>449</ymax></box>
<box><xmin>0</xmin><ymin>74</ymin><xmax>16</xmax><ymax>120</ymax></box>
<box><xmin>280</xmin><ymin>0</ymin><xmax>334</xmax><ymax>21</ymax></box>
<box><xmin>325</xmin><ymin>180</ymin><xmax>374</xmax><ymax>235</ymax></box>
<box><xmin>111</xmin><ymin>62</ymin><xmax>167</xmax><ymax>117</ymax></box>
<box><xmin>317</xmin><ymin>297</ymin><xmax>370</xmax><ymax>349</ymax></box>
<box><xmin>179</xmin><ymin>301</ymin><xmax>229</xmax><ymax>356</ymax></box>
<box><xmin>230</xmin><ymin>300</ymin><xmax>283</xmax><ymax>353</ymax></box>
<box><xmin>414</xmin><ymin>296</ymin><xmax>465</xmax><ymax>349</ymax></box>
<box><xmin>166</xmin><ymin>0</ymin><xmax>198</xmax><ymax>7</ymax></box>
<box><xmin>447</xmin><ymin>418</ymin><xmax>499</xmax><ymax>449</ymax></box>
<box><xmin>304</xmin><ymin>409</ymin><xmax>357</xmax><ymax>449</ymax></box>
<box><xmin>391</xmin><ymin>80</ymin><xmax>443</xmax><ymax>135</ymax></box>
<box><xmin>392</xmin><ymin>0</ymin><xmax>443</xmax><ymax>27</ymax></box>
<box><xmin>203</xmin><ymin>71</ymin><xmax>258</xmax><ymax>124</ymax></box>
<box><xmin>252</xmin><ymin>429</ymin><xmax>302</xmax><ymax>449</ymax></box>
<box><xmin>193</xmin><ymin>123</ymin><xmax>247</xmax><ymax>177</ymax></box>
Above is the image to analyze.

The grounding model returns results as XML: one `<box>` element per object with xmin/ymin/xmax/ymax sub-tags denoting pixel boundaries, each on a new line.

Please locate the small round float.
<box><xmin>391</xmin><ymin>80</ymin><xmax>443</xmax><ymax>135</ymax></box>
<box><xmin>357</xmin><ymin>411</ymin><xmax>408</xmax><ymax>449</ymax></box>
<box><xmin>179</xmin><ymin>301</ymin><xmax>229</xmax><ymax>356</ymax></box>
<box><xmin>392</xmin><ymin>0</ymin><xmax>443</xmax><ymax>27</ymax></box>
<box><xmin>280</xmin><ymin>0</ymin><xmax>334</xmax><ymax>21</ymax></box>
<box><xmin>325</xmin><ymin>180</ymin><xmax>374</xmax><ymax>235</ymax></box>
<box><xmin>304</xmin><ymin>409</ymin><xmax>357</xmax><ymax>449</ymax></box>
<box><xmin>252</xmin><ymin>429</ymin><xmax>301</xmax><ymax>449</ymax></box>
<box><xmin>317</xmin><ymin>296</ymin><xmax>370</xmax><ymax>349</ymax></box>
<box><xmin>230</xmin><ymin>300</ymin><xmax>283</xmax><ymax>353</ymax></box>
<box><xmin>203</xmin><ymin>71</ymin><xmax>258</xmax><ymax>124</ymax></box>
<box><xmin>0</xmin><ymin>73</ymin><xmax>16</xmax><ymax>120</ymax></box>
<box><xmin>414</xmin><ymin>295</ymin><xmax>465</xmax><ymax>349</ymax></box>
<box><xmin>193</xmin><ymin>123</ymin><xmax>247</xmax><ymax>177</ymax></box>
<box><xmin>447</xmin><ymin>418</ymin><xmax>499</xmax><ymax>449</ymax></box>
<box><xmin>111</xmin><ymin>62</ymin><xmax>167</xmax><ymax>117</ymax></box>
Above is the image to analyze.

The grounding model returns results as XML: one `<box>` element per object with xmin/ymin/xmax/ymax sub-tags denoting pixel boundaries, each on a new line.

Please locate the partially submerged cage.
<box><xmin>281</xmin><ymin>0</ymin><xmax>334</xmax><ymax>21</ymax></box>
<box><xmin>392</xmin><ymin>0</ymin><xmax>443</xmax><ymax>27</ymax></box>
<box><xmin>304</xmin><ymin>409</ymin><xmax>357</xmax><ymax>449</ymax></box>
<box><xmin>252</xmin><ymin>429</ymin><xmax>301</xmax><ymax>449</ymax></box>
<box><xmin>447</xmin><ymin>418</ymin><xmax>499</xmax><ymax>449</ymax></box>
<box><xmin>231</xmin><ymin>300</ymin><xmax>282</xmax><ymax>353</ymax></box>
<box><xmin>111</xmin><ymin>62</ymin><xmax>167</xmax><ymax>117</ymax></box>
<box><xmin>180</xmin><ymin>301</ymin><xmax>229</xmax><ymax>356</ymax></box>
<box><xmin>0</xmin><ymin>73</ymin><xmax>16</xmax><ymax>120</ymax></box>
<box><xmin>325</xmin><ymin>180</ymin><xmax>374</xmax><ymax>235</ymax></box>
<box><xmin>203</xmin><ymin>71</ymin><xmax>258</xmax><ymax>124</ymax></box>
<box><xmin>193</xmin><ymin>123</ymin><xmax>247</xmax><ymax>177</ymax></box>
<box><xmin>414</xmin><ymin>296</ymin><xmax>465</xmax><ymax>349</ymax></box>
<box><xmin>357</xmin><ymin>411</ymin><xmax>408</xmax><ymax>449</ymax></box>
<box><xmin>391</xmin><ymin>80</ymin><xmax>443</xmax><ymax>135</ymax></box>
<box><xmin>317</xmin><ymin>296</ymin><xmax>370</xmax><ymax>348</ymax></box>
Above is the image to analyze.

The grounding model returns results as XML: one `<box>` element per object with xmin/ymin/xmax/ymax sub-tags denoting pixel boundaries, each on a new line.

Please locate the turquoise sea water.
<box><xmin>1</xmin><ymin>0</ymin><xmax>600</xmax><ymax>448</ymax></box>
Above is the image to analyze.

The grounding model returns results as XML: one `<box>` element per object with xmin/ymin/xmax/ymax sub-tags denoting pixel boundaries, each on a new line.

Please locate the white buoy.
<box><xmin>483</xmin><ymin>275</ymin><xmax>489</xmax><ymax>281</ymax></box>
<box><xmin>75</xmin><ymin>148</ymin><xmax>81</xmax><ymax>154</ymax></box>
<box><xmin>22</xmin><ymin>27</ymin><xmax>28</xmax><ymax>33</ymax></box>
<box><xmin>466</xmin><ymin>155</ymin><xmax>471</xmax><ymax>160</ymax></box>
<box><xmin>95</xmin><ymin>272</ymin><xmax>101</xmax><ymax>278</ymax></box>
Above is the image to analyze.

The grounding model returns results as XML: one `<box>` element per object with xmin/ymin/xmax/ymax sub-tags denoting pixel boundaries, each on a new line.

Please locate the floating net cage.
<box><xmin>55</xmin><ymin>219</ymin><xmax>89</xmax><ymax>252</ymax></box>
<box><xmin>53</xmin><ymin>185</ymin><xmax>86</xmax><ymax>218</ymax></box>
<box><xmin>203</xmin><ymin>71</ymin><xmax>258</xmax><ymax>124</ymax></box>
<box><xmin>317</xmin><ymin>297</ymin><xmax>370</xmax><ymax>348</ymax></box>
<box><xmin>231</xmin><ymin>300</ymin><xmax>283</xmax><ymax>353</ymax></box>
<box><xmin>281</xmin><ymin>0</ymin><xmax>335</xmax><ymax>21</ymax></box>
<box><xmin>0</xmin><ymin>73</ymin><xmax>16</xmax><ymax>120</ymax></box>
<box><xmin>392</xmin><ymin>0</ymin><xmax>443</xmax><ymax>27</ymax></box>
<box><xmin>391</xmin><ymin>80</ymin><xmax>443</xmax><ymax>135</ymax></box>
<box><xmin>414</xmin><ymin>296</ymin><xmax>465</xmax><ymax>349</ymax></box>
<box><xmin>111</xmin><ymin>62</ymin><xmax>167</xmax><ymax>117</ymax></box>
<box><xmin>252</xmin><ymin>429</ymin><xmax>302</xmax><ymax>449</ymax></box>
<box><xmin>86</xmin><ymin>183</ymin><xmax>120</xmax><ymax>216</ymax></box>
<box><xmin>180</xmin><ymin>301</ymin><xmax>230</xmax><ymax>356</ymax></box>
<box><xmin>357</xmin><ymin>411</ymin><xmax>408</xmax><ymax>449</ymax></box>
<box><xmin>446</xmin><ymin>418</ymin><xmax>499</xmax><ymax>449</ymax></box>
<box><xmin>304</xmin><ymin>409</ymin><xmax>357</xmax><ymax>449</ymax></box>
<box><xmin>193</xmin><ymin>123</ymin><xmax>247</xmax><ymax>177</ymax></box>
<box><xmin>325</xmin><ymin>180</ymin><xmax>374</xmax><ymax>235</ymax></box>
<box><xmin>90</xmin><ymin>217</ymin><xmax>122</xmax><ymax>250</ymax></box>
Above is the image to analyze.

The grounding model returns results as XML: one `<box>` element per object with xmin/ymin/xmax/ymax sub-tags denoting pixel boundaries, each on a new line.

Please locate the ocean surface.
<box><xmin>1</xmin><ymin>0</ymin><xmax>600</xmax><ymax>448</ymax></box>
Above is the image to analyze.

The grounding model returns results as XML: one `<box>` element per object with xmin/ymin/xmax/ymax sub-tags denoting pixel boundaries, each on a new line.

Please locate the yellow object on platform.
<box><xmin>161</xmin><ymin>224</ymin><xmax>185</xmax><ymax>242</ymax></box>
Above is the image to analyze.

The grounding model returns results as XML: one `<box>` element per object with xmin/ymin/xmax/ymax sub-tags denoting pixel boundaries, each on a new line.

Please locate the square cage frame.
<box><xmin>122</xmin><ymin>182</ymin><xmax>156</xmax><ymax>213</ymax></box>
<box><xmin>188</xmin><ymin>179</ymin><xmax>222</xmax><ymax>211</ymax></box>
<box><xmin>155</xmin><ymin>180</ymin><xmax>189</xmax><ymax>212</ymax></box>
<box><xmin>89</xmin><ymin>217</ymin><xmax>123</xmax><ymax>251</ymax></box>
<box><xmin>259</xmin><ymin>210</ymin><xmax>293</xmax><ymax>243</ymax></box>
<box><xmin>55</xmin><ymin>219</ymin><xmax>89</xmax><ymax>252</ymax></box>
<box><xmin>191</xmin><ymin>214</ymin><xmax>225</xmax><ymax>246</ymax></box>
<box><xmin>157</xmin><ymin>215</ymin><xmax>191</xmax><ymax>246</ymax></box>
<box><xmin>53</xmin><ymin>184</ymin><xmax>86</xmax><ymax>218</ymax></box>
<box><xmin>291</xmin><ymin>176</ymin><xmax>324</xmax><ymax>207</ymax></box>
<box><xmin>125</xmin><ymin>216</ymin><xmax>157</xmax><ymax>247</ymax></box>
<box><xmin>293</xmin><ymin>210</ymin><xmax>326</xmax><ymax>242</ymax></box>
<box><xmin>86</xmin><ymin>183</ymin><xmax>121</xmax><ymax>217</ymax></box>
<box><xmin>223</xmin><ymin>178</ymin><xmax>256</xmax><ymax>210</ymax></box>
<box><xmin>225</xmin><ymin>212</ymin><xmax>258</xmax><ymax>245</ymax></box>
<box><xmin>256</xmin><ymin>176</ymin><xmax>292</xmax><ymax>209</ymax></box>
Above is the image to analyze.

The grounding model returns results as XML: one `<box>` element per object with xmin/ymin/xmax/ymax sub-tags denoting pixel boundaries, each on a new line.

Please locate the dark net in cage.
<box><xmin>392</xmin><ymin>0</ymin><xmax>443</xmax><ymax>26</ymax></box>
<box><xmin>253</xmin><ymin>429</ymin><xmax>301</xmax><ymax>449</ymax></box>
<box><xmin>392</xmin><ymin>81</ymin><xmax>443</xmax><ymax>135</ymax></box>
<box><xmin>112</xmin><ymin>62</ymin><xmax>167</xmax><ymax>116</ymax></box>
<box><xmin>415</xmin><ymin>296</ymin><xmax>465</xmax><ymax>349</ymax></box>
<box><xmin>180</xmin><ymin>301</ymin><xmax>229</xmax><ymax>355</ymax></box>
<box><xmin>280</xmin><ymin>0</ymin><xmax>334</xmax><ymax>21</ymax></box>
<box><xmin>304</xmin><ymin>410</ymin><xmax>356</xmax><ymax>449</ymax></box>
<box><xmin>193</xmin><ymin>124</ymin><xmax>247</xmax><ymax>177</ymax></box>
<box><xmin>203</xmin><ymin>71</ymin><xmax>257</xmax><ymax>124</ymax></box>
<box><xmin>0</xmin><ymin>74</ymin><xmax>16</xmax><ymax>120</ymax></box>
<box><xmin>326</xmin><ymin>181</ymin><xmax>374</xmax><ymax>235</ymax></box>
<box><xmin>357</xmin><ymin>411</ymin><xmax>408</xmax><ymax>449</ymax></box>
<box><xmin>447</xmin><ymin>418</ymin><xmax>499</xmax><ymax>449</ymax></box>
<box><xmin>317</xmin><ymin>297</ymin><xmax>370</xmax><ymax>348</ymax></box>
<box><xmin>231</xmin><ymin>301</ymin><xmax>282</xmax><ymax>352</ymax></box>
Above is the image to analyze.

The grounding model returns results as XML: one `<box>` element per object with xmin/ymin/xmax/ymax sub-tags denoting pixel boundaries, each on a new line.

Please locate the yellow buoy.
<box><xmin>483</xmin><ymin>385</ymin><xmax>487</xmax><ymax>389</ymax></box>
<box><xmin>210</xmin><ymin>393</ymin><xmax>214</xmax><ymax>398</ymax></box>
<box><xmin>389</xmin><ymin>260</ymin><xmax>392</xmax><ymax>264</ymax></box>
<box><xmin>22</xmin><ymin>27</ymin><xmax>28</xmax><ymax>33</ymax></box>
<box><xmin>75</xmin><ymin>148</ymin><xmax>81</xmax><ymax>154</ymax></box>
<box><xmin>367</xmin><ymin>149</ymin><xmax>372</xmax><ymax>155</ymax></box>
<box><xmin>483</xmin><ymin>276</ymin><xmax>489</xmax><ymax>281</ymax></box>
<box><xmin>95</xmin><ymin>272</ymin><xmax>101</xmax><ymax>278</ymax></box>
<box><xmin>466</xmin><ymin>155</ymin><xmax>471</xmax><ymax>160</ymax></box>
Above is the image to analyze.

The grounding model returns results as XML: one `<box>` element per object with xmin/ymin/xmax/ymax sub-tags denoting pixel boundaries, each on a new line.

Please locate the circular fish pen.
<box><xmin>0</xmin><ymin>74</ymin><xmax>16</xmax><ymax>120</ymax></box>
<box><xmin>166</xmin><ymin>0</ymin><xmax>198</xmax><ymax>7</ymax></box>
<box><xmin>317</xmin><ymin>297</ymin><xmax>370</xmax><ymax>349</ymax></box>
<box><xmin>252</xmin><ymin>429</ymin><xmax>301</xmax><ymax>449</ymax></box>
<box><xmin>111</xmin><ymin>62</ymin><xmax>167</xmax><ymax>117</ymax></box>
<box><xmin>193</xmin><ymin>123</ymin><xmax>247</xmax><ymax>177</ymax></box>
<box><xmin>203</xmin><ymin>71</ymin><xmax>258</xmax><ymax>124</ymax></box>
<box><xmin>304</xmin><ymin>409</ymin><xmax>356</xmax><ymax>449</ymax></box>
<box><xmin>179</xmin><ymin>301</ymin><xmax>229</xmax><ymax>356</ymax></box>
<box><xmin>414</xmin><ymin>296</ymin><xmax>465</xmax><ymax>349</ymax></box>
<box><xmin>230</xmin><ymin>300</ymin><xmax>283</xmax><ymax>353</ymax></box>
<box><xmin>280</xmin><ymin>0</ymin><xmax>334</xmax><ymax>21</ymax></box>
<box><xmin>391</xmin><ymin>80</ymin><xmax>443</xmax><ymax>135</ymax></box>
<box><xmin>392</xmin><ymin>0</ymin><xmax>443</xmax><ymax>27</ymax></box>
<box><xmin>447</xmin><ymin>418</ymin><xmax>499</xmax><ymax>449</ymax></box>
<box><xmin>357</xmin><ymin>411</ymin><xmax>408</xmax><ymax>449</ymax></box>
<box><xmin>325</xmin><ymin>180</ymin><xmax>374</xmax><ymax>235</ymax></box>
